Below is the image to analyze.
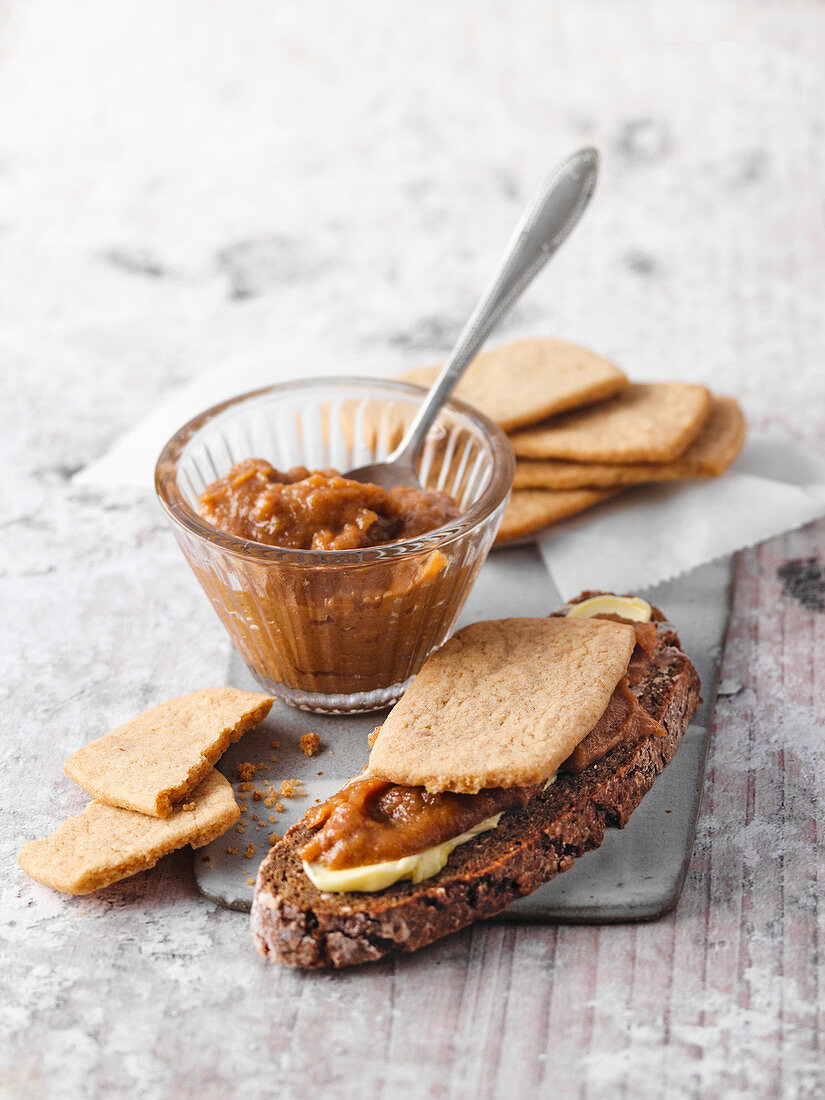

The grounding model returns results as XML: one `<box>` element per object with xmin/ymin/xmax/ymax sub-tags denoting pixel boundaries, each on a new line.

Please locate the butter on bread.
<box><xmin>302</xmin><ymin>813</ymin><xmax>504</xmax><ymax>894</ymax></box>
<box><xmin>368</xmin><ymin>616</ymin><xmax>636</xmax><ymax>793</ymax></box>
<box><xmin>565</xmin><ymin>594</ymin><xmax>652</xmax><ymax>621</ymax></box>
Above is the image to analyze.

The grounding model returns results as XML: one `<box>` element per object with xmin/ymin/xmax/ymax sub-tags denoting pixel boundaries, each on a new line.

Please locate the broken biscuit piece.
<box><xmin>18</xmin><ymin>770</ymin><xmax>239</xmax><ymax>896</ymax></box>
<box><xmin>299</xmin><ymin>733</ymin><xmax>321</xmax><ymax>758</ymax></box>
<box><xmin>64</xmin><ymin>688</ymin><xmax>273</xmax><ymax>818</ymax></box>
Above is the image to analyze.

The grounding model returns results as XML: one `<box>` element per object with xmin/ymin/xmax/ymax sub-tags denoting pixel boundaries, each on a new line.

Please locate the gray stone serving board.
<box><xmin>194</xmin><ymin>548</ymin><xmax>731</xmax><ymax>922</ymax></box>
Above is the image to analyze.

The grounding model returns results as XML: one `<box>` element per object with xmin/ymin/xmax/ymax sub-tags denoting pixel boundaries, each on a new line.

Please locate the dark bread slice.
<box><xmin>251</xmin><ymin>608</ymin><xmax>700</xmax><ymax>969</ymax></box>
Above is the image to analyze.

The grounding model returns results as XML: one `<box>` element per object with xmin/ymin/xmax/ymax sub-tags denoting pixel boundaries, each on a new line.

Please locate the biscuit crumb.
<box><xmin>279</xmin><ymin>780</ymin><xmax>297</xmax><ymax>797</ymax></box>
<box><xmin>252</xmin><ymin>790</ymin><xmax>263</xmax><ymax>802</ymax></box>
<box><xmin>275</xmin><ymin>802</ymin><xmax>285</xmax><ymax>813</ymax></box>
<box><xmin>245</xmin><ymin>877</ymin><xmax>255</xmax><ymax>886</ymax></box>
<box><xmin>271</xmin><ymin>740</ymin><xmax>280</xmax><ymax>749</ymax></box>
<box><xmin>251</xmin><ymin>813</ymin><xmax>258</xmax><ymax>821</ymax></box>
<box><xmin>236</xmin><ymin>822</ymin><xmax>246</xmax><ymax>835</ymax></box>
<box><xmin>245</xmin><ymin>844</ymin><xmax>256</xmax><ymax>859</ymax></box>
<box><xmin>317</xmin><ymin>771</ymin><xmax>324</xmax><ymax>776</ymax></box>
<box><xmin>226</xmin><ymin>846</ymin><xmax>239</xmax><ymax>855</ymax></box>
<box><xmin>268</xmin><ymin>815</ymin><xmax>278</xmax><ymax>823</ymax></box>
<box><xmin>300</xmin><ymin>732</ymin><xmax>321</xmax><ymax>757</ymax></box>
<box><xmin>180</xmin><ymin>801</ymin><xmax>196</xmax><ymax>812</ymax></box>
<box><xmin>269</xmin><ymin>832</ymin><xmax>282</xmax><ymax>846</ymax></box>
<box><xmin>238</xmin><ymin>781</ymin><xmax>252</xmax><ymax>793</ymax></box>
<box><xmin>237</xmin><ymin>761</ymin><xmax>268</xmax><ymax>783</ymax></box>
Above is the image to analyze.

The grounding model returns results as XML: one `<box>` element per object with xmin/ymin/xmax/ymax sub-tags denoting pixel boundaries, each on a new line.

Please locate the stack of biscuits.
<box><xmin>18</xmin><ymin>689</ymin><xmax>273</xmax><ymax>895</ymax></box>
<box><xmin>401</xmin><ymin>339</ymin><xmax>747</xmax><ymax>544</ymax></box>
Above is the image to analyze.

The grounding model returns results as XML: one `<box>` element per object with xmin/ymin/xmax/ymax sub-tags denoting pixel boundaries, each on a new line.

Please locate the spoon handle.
<box><xmin>392</xmin><ymin>147</ymin><xmax>599</xmax><ymax>464</ymax></box>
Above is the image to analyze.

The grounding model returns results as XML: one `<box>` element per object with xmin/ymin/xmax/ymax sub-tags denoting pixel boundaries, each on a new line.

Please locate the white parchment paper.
<box><xmin>538</xmin><ymin>437</ymin><xmax>825</xmax><ymax>596</ymax></box>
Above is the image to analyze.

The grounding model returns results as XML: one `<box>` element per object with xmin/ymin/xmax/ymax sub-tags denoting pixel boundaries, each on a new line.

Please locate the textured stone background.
<box><xmin>2</xmin><ymin>2</ymin><xmax>823</xmax><ymax>1097</ymax></box>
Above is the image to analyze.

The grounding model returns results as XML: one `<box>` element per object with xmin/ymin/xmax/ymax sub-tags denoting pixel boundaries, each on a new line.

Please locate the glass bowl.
<box><xmin>155</xmin><ymin>377</ymin><xmax>514</xmax><ymax>713</ymax></box>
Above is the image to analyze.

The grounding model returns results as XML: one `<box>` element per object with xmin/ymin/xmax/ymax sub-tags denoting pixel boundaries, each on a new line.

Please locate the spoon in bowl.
<box><xmin>346</xmin><ymin>146</ymin><xmax>599</xmax><ymax>490</ymax></box>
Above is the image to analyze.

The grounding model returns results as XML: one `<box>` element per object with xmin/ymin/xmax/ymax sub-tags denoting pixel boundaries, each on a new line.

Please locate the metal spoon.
<box><xmin>347</xmin><ymin>147</ymin><xmax>599</xmax><ymax>489</ymax></box>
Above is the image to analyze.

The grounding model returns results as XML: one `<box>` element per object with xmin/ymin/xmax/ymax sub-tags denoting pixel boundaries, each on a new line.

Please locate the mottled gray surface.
<box><xmin>2</xmin><ymin>2</ymin><xmax>824</xmax><ymax>1097</ymax></box>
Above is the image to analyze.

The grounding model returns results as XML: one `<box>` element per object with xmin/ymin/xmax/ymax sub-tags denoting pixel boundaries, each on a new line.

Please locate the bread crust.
<box><xmin>251</xmin><ymin>611</ymin><xmax>700</xmax><ymax>969</ymax></box>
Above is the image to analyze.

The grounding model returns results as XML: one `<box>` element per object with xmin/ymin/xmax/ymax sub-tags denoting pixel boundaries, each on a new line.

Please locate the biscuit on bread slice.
<box><xmin>251</xmin><ymin>596</ymin><xmax>700</xmax><ymax>968</ymax></box>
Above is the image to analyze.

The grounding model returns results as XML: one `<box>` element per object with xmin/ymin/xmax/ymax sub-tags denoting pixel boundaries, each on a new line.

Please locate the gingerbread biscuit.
<box><xmin>399</xmin><ymin>338</ymin><xmax>628</xmax><ymax>431</ymax></box>
<box><xmin>513</xmin><ymin>395</ymin><xmax>746</xmax><ymax>489</ymax></box>
<box><xmin>510</xmin><ymin>382</ymin><xmax>712</xmax><ymax>464</ymax></box>
<box><xmin>64</xmin><ymin>688</ymin><xmax>273</xmax><ymax>818</ymax></box>
<box><xmin>495</xmin><ymin>488</ymin><xmax>620</xmax><ymax>544</ymax></box>
<box><xmin>18</xmin><ymin>770</ymin><xmax>239</xmax><ymax>895</ymax></box>
<box><xmin>369</xmin><ymin>617</ymin><xmax>636</xmax><ymax>793</ymax></box>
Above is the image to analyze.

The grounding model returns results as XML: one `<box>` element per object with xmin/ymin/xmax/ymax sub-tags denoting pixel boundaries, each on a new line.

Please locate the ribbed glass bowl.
<box><xmin>155</xmin><ymin>377</ymin><xmax>514</xmax><ymax>713</ymax></box>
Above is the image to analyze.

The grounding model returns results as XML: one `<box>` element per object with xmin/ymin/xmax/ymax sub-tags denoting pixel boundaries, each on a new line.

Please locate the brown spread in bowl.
<box><xmin>187</xmin><ymin>459</ymin><xmax>473</xmax><ymax>709</ymax></box>
<box><xmin>197</xmin><ymin>459</ymin><xmax>460</xmax><ymax>550</ymax></box>
<box><xmin>155</xmin><ymin>377</ymin><xmax>515</xmax><ymax>712</ymax></box>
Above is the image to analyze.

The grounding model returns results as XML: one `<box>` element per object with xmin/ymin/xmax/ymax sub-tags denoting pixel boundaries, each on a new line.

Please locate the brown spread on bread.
<box><xmin>562</xmin><ymin>615</ymin><xmax>662</xmax><ymax>771</ymax></box>
<box><xmin>301</xmin><ymin>774</ymin><xmax>540</xmax><ymax>869</ymax></box>
<box><xmin>560</xmin><ymin>677</ymin><xmax>663</xmax><ymax>773</ymax></box>
<box><xmin>624</xmin><ymin>620</ymin><xmax>658</xmax><ymax>683</ymax></box>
